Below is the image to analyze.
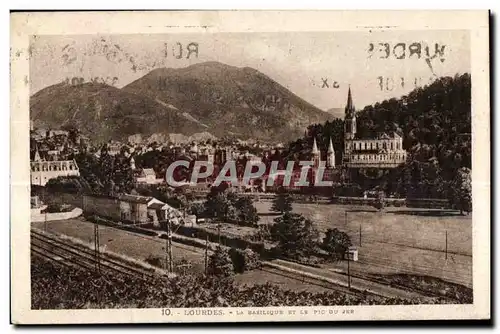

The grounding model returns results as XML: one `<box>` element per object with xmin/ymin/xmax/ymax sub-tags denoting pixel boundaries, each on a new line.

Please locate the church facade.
<box><xmin>342</xmin><ymin>87</ymin><xmax>407</xmax><ymax>169</ymax></box>
<box><xmin>306</xmin><ymin>87</ymin><xmax>407</xmax><ymax>187</ymax></box>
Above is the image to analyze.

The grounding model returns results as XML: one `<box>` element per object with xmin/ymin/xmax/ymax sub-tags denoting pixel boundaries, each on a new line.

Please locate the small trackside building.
<box><xmin>82</xmin><ymin>193</ymin><xmax>167</xmax><ymax>224</ymax></box>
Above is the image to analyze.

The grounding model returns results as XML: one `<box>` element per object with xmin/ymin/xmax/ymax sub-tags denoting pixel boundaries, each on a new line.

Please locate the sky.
<box><xmin>30</xmin><ymin>30</ymin><xmax>470</xmax><ymax>112</ymax></box>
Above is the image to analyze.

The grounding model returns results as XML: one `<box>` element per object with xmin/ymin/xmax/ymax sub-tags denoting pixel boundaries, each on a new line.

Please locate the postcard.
<box><xmin>10</xmin><ymin>10</ymin><xmax>490</xmax><ymax>323</ymax></box>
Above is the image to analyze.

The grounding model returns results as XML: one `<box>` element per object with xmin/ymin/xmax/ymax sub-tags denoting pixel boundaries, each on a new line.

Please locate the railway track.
<box><xmin>258</xmin><ymin>266</ymin><xmax>370</xmax><ymax>299</ymax></box>
<box><xmin>31</xmin><ymin>229</ymin><xmax>157</xmax><ymax>281</ymax></box>
<box><xmin>329</xmin><ymin>268</ymin><xmax>462</xmax><ymax>302</ymax></box>
<box><xmin>34</xmin><ymin>221</ymin><xmax>465</xmax><ymax>303</ymax></box>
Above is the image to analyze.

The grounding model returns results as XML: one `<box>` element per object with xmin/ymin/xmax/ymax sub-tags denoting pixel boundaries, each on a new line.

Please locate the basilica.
<box><xmin>309</xmin><ymin>87</ymin><xmax>407</xmax><ymax>176</ymax></box>
<box><xmin>342</xmin><ymin>87</ymin><xmax>407</xmax><ymax>169</ymax></box>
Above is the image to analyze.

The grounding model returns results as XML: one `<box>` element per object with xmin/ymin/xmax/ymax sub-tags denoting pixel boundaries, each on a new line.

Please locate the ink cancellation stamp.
<box><xmin>10</xmin><ymin>10</ymin><xmax>490</xmax><ymax>324</ymax></box>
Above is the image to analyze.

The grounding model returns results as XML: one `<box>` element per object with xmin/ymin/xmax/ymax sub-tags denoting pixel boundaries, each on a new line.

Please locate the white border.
<box><xmin>9</xmin><ymin>10</ymin><xmax>490</xmax><ymax>324</ymax></box>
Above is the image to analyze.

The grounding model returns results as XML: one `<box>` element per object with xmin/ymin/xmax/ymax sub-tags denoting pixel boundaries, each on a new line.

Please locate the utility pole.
<box><xmin>169</xmin><ymin>223</ymin><xmax>173</xmax><ymax>273</ymax></box>
<box><xmin>165</xmin><ymin>209</ymin><xmax>173</xmax><ymax>273</ymax></box>
<box><xmin>165</xmin><ymin>217</ymin><xmax>169</xmax><ymax>271</ymax></box>
<box><xmin>44</xmin><ymin>211</ymin><xmax>48</xmax><ymax>232</ymax></box>
<box><xmin>94</xmin><ymin>222</ymin><xmax>100</xmax><ymax>273</ymax></box>
<box><xmin>347</xmin><ymin>251</ymin><xmax>351</xmax><ymax>288</ymax></box>
<box><xmin>359</xmin><ymin>224</ymin><xmax>362</xmax><ymax>247</ymax></box>
<box><xmin>204</xmin><ymin>234</ymin><xmax>209</xmax><ymax>275</ymax></box>
<box><xmin>445</xmin><ymin>230</ymin><xmax>448</xmax><ymax>260</ymax></box>
<box><xmin>217</xmin><ymin>223</ymin><xmax>221</xmax><ymax>245</ymax></box>
<box><xmin>169</xmin><ymin>210</ymin><xmax>173</xmax><ymax>273</ymax></box>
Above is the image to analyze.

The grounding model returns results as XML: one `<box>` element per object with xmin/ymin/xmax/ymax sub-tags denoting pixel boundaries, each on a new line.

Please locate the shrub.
<box><xmin>145</xmin><ymin>255</ymin><xmax>166</xmax><ymax>269</ymax></box>
<box><xmin>229</xmin><ymin>248</ymin><xmax>261</xmax><ymax>273</ymax></box>
<box><xmin>207</xmin><ymin>246</ymin><xmax>234</xmax><ymax>277</ymax></box>
<box><xmin>322</xmin><ymin>228</ymin><xmax>352</xmax><ymax>261</ymax></box>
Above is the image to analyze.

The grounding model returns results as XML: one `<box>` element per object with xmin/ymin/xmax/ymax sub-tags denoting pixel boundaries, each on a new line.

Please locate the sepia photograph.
<box><xmin>10</xmin><ymin>10</ymin><xmax>490</xmax><ymax>323</ymax></box>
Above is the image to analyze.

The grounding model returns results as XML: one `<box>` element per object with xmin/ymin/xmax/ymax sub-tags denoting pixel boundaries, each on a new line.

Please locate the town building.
<box><xmin>130</xmin><ymin>157</ymin><xmax>164</xmax><ymax>185</ymax></box>
<box><xmin>82</xmin><ymin>193</ymin><xmax>190</xmax><ymax>226</ymax></box>
<box><xmin>30</xmin><ymin>148</ymin><xmax>80</xmax><ymax>186</ymax></box>
<box><xmin>135</xmin><ymin>168</ymin><xmax>163</xmax><ymax>185</ymax></box>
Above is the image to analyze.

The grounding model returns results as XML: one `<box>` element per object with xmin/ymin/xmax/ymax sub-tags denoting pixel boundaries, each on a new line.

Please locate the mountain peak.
<box><xmin>124</xmin><ymin>62</ymin><xmax>333</xmax><ymax>141</ymax></box>
<box><xmin>32</xmin><ymin>61</ymin><xmax>334</xmax><ymax>143</ymax></box>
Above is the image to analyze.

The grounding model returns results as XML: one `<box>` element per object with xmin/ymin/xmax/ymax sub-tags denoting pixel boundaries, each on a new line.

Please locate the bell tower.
<box><xmin>312</xmin><ymin>137</ymin><xmax>321</xmax><ymax>168</ymax></box>
<box><xmin>326</xmin><ymin>137</ymin><xmax>335</xmax><ymax>168</ymax></box>
<box><xmin>344</xmin><ymin>86</ymin><xmax>357</xmax><ymax>140</ymax></box>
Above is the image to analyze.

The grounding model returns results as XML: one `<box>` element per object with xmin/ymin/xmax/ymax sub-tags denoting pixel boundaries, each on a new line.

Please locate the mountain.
<box><xmin>30</xmin><ymin>82</ymin><xmax>207</xmax><ymax>142</ymax></box>
<box><xmin>326</xmin><ymin>108</ymin><xmax>344</xmax><ymax>119</ymax></box>
<box><xmin>123</xmin><ymin>61</ymin><xmax>334</xmax><ymax>142</ymax></box>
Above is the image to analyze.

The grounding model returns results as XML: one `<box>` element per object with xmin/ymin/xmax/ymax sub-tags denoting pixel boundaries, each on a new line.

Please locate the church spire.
<box><xmin>312</xmin><ymin>137</ymin><xmax>321</xmax><ymax>168</ymax></box>
<box><xmin>344</xmin><ymin>86</ymin><xmax>357</xmax><ymax>140</ymax></box>
<box><xmin>312</xmin><ymin>137</ymin><xmax>319</xmax><ymax>155</ymax></box>
<box><xmin>345</xmin><ymin>85</ymin><xmax>355</xmax><ymax>114</ymax></box>
<box><xmin>328</xmin><ymin>137</ymin><xmax>334</xmax><ymax>153</ymax></box>
<box><xmin>327</xmin><ymin>137</ymin><xmax>335</xmax><ymax>168</ymax></box>
<box><xmin>34</xmin><ymin>145</ymin><xmax>41</xmax><ymax>162</ymax></box>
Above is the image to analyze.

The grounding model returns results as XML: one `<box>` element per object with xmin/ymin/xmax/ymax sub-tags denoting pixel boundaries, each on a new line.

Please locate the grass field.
<box><xmin>255</xmin><ymin>201</ymin><xmax>472</xmax><ymax>287</ymax></box>
<box><xmin>32</xmin><ymin>218</ymin><xmax>343</xmax><ymax>292</ymax></box>
<box><xmin>33</xmin><ymin>218</ymin><xmax>207</xmax><ymax>273</ymax></box>
<box><xmin>32</xmin><ymin>198</ymin><xmax>472</xmax><ymax>288</ymax></box>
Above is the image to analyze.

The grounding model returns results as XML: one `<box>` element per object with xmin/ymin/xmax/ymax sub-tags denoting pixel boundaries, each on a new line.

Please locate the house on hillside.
<box><xmin>134</xmin><ymin>168</ymin><xmax>164</xmax><ymax>185</ymax></box>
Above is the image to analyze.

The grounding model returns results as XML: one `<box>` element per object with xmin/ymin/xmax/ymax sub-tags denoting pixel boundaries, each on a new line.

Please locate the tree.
<box><xmin>322</xmin><ymin>228</ymin><xmax>352</xmax><ymax>261</ymax></box>
<box><xmin>188</xmin><ymin>202</ymin><xmax>206</xmax><ymax>222</ymax></box>
<box><xmin>205</xmin><ymin>188</ymin><xmax>259</xmax><ymax>226</ymax></box>
<box><xmin>207</xmin><ymin>246</ymin><xmax>234</xmax><ymax>278</ymax></box>
<box><xmin>450</xmin><ymin>167</ymin><xmax>472</xmax><ymax>215</ymax></box>
<box><xmin>235</xmin><ymin>196</ymin><xmax>259</xmax><ymax>226</ymax></box>
<box><xmin>112</xmin><ymin>155</ymin><xmax>135</xmax><ymax>194</ymax></box>
<box><xmin>205</xmin><ymin>191</ymin><xmax>231</xmax><ymax>222</ymax></box>
<box><xmin>271</xmin><ymin>189</ymin><xmax>293</xmax><ymax>214</ymax></box>
<box><xmin>271</xmin><ymin>212</ymin><xmax>319</xmax><ymax>259</ymax></box>
<box><xmin>229</xmin><ymin>248</ymin><xmax>261</xmax><ymax>273</ymax></box>
<box><xmin>74</xmin><ymin>152</ymin><xmax>104</xmax><ymax>193</ymax></box>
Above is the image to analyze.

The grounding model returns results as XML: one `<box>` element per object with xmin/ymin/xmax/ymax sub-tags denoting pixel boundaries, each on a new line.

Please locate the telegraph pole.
<box><xmin>359</xmin><ymin>224</ymin><xmax>362</xmax><ymax>247</ymax></box>
<box><xmin>165</xmin><ymin>218</ymin><xmax>169</xmax><ymax>271</ymax></box>
<box><xmin>168</xmin><ymin>223</ymin><xmax>173</xmax><ymax>273</ymax></box>
<box><xmin>217</xmin><ymin>223</ymin><xmax>221</xmax><ymax>245</ymax></box>
<box><xmin>347</xmin><ymin>251</ymin><xmax>351</xmax><ymax>289</ymax></box>
<box><xmin>165</xmin><ymin>209</ymin><xmax>174</xmax><ymax>273</ymax></box>
<box><xmin>94</xmin><ymin>222</ymin><xmax>100</xmax><ymax>273</ymax></box>
<box><xmin>445</xmin><ymin>230</ymin><xmax>448</xmax><ymax>260</ymax></box>
<box><xmin>204</xmin><ymin>234</ymin><xmax>209</xmax><ymax>275</ymax></box>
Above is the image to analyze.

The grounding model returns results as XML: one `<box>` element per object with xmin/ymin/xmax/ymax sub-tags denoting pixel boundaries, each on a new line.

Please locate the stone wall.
<box><xmin>31</xmin><ymin>207</ymin><xmax>83</xmax><ymax>222</ymax></box>
<box><xmin>82</xmin><ymin>195</ymin><xmax>121</xmax><ymax>221</ymax></box>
